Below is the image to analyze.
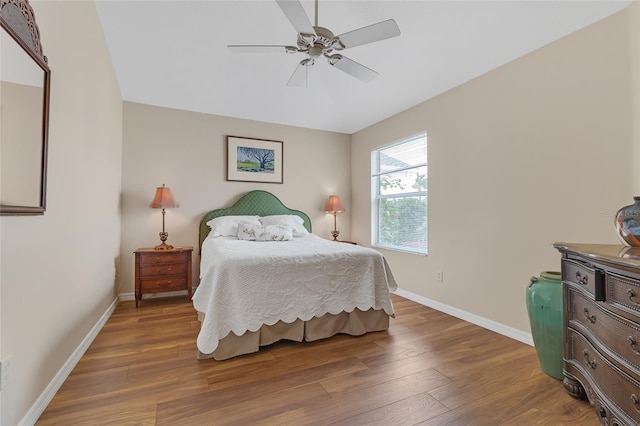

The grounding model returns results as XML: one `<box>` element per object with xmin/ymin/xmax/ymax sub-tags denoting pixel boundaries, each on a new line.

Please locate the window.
<box><xmin>371</xmin><ymin>133</ymin><xmax>427</xmax><ymax>255</ymax></box>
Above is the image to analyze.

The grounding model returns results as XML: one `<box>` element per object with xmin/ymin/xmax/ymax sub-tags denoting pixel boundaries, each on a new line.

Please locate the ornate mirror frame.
<box><xmin>0</xmin><ymin>0</ymin><xmax>50</xmax><ymax>215</ymax></box>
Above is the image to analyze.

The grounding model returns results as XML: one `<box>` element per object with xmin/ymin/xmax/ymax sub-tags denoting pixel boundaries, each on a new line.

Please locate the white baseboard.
<box><xmin>20</xmin><ymin>297</ymin><xmax>119</xmax><ymax>426</ymax></box>
<box><xmin>118</xmin><ymin>290</ymin><xmax>192</xmax><ymax>302</ymax></box>
<box><xmin>393</xmin><ymin>288</ymin><xmax>534</xmax><ymax>346</ymax></box>
<box><xmin>118</xmin><ymin>291</ymin><xmax>134</xmax><ymax>301</ymax></box>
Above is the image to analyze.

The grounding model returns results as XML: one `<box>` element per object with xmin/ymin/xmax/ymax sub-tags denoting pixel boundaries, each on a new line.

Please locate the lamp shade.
<box><xmin>150</xmin><ymin>184</ymin><xmax>179</xmax><ymax>209</ymax></box>
<box><xmin>324</xmin><ymin>195</ymin><xmax>345</xmax><ymax>213</ymax></box>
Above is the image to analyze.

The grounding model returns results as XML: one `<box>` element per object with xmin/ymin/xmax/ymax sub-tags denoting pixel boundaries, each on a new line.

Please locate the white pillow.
<box><xmin>237</xmin><ymin>223</ymin><xmax>293</xmax><ymax>241</ymax></box>
<box><xmin>259</xmin><ymin>215</ymin><xmax>308</xmax><ymax>236</ymax></box>
<box><xmin>206</xmin><ymin>215</ymin><xmax>261</xmax><ymax>237</ymax></box>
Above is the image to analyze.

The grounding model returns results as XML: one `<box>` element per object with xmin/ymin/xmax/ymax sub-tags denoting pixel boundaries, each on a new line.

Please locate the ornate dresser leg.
<box><xmin>563</xmin><ymin>375</ymin><xmax>586</xmax><ymax>399</ymax></box>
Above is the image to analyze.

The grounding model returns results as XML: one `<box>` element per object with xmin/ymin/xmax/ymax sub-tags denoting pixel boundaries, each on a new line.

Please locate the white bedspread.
<box><xmin>192</xmin><ymin>234</ymin><xmax>398</xmax><ymax>354</ymax></box>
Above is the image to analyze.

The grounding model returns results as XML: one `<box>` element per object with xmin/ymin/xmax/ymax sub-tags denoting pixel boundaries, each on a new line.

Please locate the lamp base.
<box><xmin>154</xmin><ymin>242</ymin><xmax>174</xmax><ymax>250</ymax></box>
<box><xmin>155</xmin><ymin>231</ymin><xmax>173</xmax><ymax>250</ymax></box>
<box><xmin>331</xmin><ymin>230</ymin><xmax>340</xmax><ymax>241</ymax></box>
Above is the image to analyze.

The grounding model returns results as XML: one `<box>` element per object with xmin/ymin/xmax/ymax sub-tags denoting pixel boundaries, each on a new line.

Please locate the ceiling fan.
<box><xmin>228</xmin><ymin>0</ymin><xmax>401</xmax><ymax>86</ymax></box>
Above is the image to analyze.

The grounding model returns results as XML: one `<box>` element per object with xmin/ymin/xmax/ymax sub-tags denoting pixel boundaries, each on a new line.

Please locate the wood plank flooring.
<box><xmin>37</xmin><ymin>295</ymin><xmax>597</xmax><ymax>425</ymax></box>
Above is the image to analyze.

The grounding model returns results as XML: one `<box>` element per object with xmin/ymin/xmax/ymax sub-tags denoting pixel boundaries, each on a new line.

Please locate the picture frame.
<box><xmin>227</xmin><ymin>136</ymin><xmax>283</xmax><ymax>184</ymax></box>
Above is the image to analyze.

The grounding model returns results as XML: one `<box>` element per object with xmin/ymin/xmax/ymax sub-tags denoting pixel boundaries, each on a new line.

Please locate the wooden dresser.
<box><xmin>554</xmin><ymin>242</ymin><xmax>640</xmax><ymax>425</ymax></box>
<box><xmin>134</xmin><ymin>246</ymin><xmax>193</xmax><ymax>307</ymax></box>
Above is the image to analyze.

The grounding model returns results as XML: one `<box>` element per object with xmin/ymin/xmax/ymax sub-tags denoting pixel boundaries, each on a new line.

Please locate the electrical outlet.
<box><xmin>1</xmin><ymin>356</ymin><xmax>11</xmax><ymax>389</ymax></box>
<box><xmin>436</xmin><ymin>270</ymin><xmax>444</xmax><ymax>282</ymax></box>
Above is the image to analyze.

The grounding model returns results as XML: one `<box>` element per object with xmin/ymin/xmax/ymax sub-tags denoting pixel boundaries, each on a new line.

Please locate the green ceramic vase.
<box><xmin>526</xmin><ymin>271</ymin><xmax>563</xmax><ymax>380</ymax></box>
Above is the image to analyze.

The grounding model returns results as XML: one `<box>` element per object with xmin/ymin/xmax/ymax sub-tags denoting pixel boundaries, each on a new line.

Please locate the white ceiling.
<box><xmin>95</xmin><ymin>0</ymin><xmax>632</xmax><ymax>134</ymax></box>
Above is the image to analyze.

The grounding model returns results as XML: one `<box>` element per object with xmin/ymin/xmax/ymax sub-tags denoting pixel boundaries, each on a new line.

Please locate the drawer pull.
<box><xmin>632</xmin><ymin>394</ymin><xmax>640</xmax><ymax>413</ymax></box>
<box><xmin>583</xmin><ymin>308</ymin><xmax>596</xmax><ymax>323</ymax></box>
<box><xmin>629</xmin><ymin>336</ymin><xmax>640</xmax><ymax>356</ymax></box>
<box><xmin>599</xmin><ymin>407</ymin><xmax>607</xmax><ymax>419</ymax></box>
<box><xmin>582</xmin><ymin>349</ymin><xmax>597</xmax><ymax>369</ymax></box>
<box><xmin>628</xmin><ymin>288</ymin><xmax>640</xmax><ymax>306</ymax></box>
<box><xmin>576</xmin><ymin>271</ymin><xmax>589</xmax><ymax>286</ymax></box>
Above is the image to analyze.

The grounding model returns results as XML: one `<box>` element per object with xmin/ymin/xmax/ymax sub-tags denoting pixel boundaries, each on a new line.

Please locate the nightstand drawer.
<box><xmin>140</xmin><ymin>276</ymin><xmax>187</xmax><ymax>293</ymax></box>
<box><xmin>138</xmin><ymin>251</ymin><xmax>188</xmax><ymax>265</ymax></box>
<box><xmin>139</xmin><ymin>264</ymin><xmax>185</xmax><ymax>278</ymax></box>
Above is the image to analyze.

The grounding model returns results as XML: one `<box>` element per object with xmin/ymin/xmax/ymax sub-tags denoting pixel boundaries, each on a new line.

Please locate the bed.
<box><xmin>192</xmin><ymin>190</ymin><xmax>397</xmax><ymax>360</ymax></box>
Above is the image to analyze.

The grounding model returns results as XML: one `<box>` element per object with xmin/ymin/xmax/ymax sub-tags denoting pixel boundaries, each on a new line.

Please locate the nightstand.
<box><xmin>134</xmin><ymin>246</ymin><xmax>193</xmax><ymax>307</ymax></box>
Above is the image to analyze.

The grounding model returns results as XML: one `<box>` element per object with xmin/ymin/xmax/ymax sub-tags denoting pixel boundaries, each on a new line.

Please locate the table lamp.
<box><xmin>150</xmin><ymin>184</ymin><xmax>179</xmax><ymax>250</ymax></box>
<box><xmin>324</xmin><ymin>195</ymin><xmax>345</xmax><ymax>241</ymax></box>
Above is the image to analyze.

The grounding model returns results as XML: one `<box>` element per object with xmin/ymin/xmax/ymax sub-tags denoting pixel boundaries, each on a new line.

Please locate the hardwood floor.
<box><xmin>37</xmin><ymin>294</ymin><xmax>597</xmax><ymax>425</ymax></box>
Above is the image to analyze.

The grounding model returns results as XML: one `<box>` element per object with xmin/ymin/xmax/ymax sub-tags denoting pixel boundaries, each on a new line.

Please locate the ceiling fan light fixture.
<box><xmin>308</xmin><ymin>45</ymin><xmax>323</xmax><ymax>59</ymax></box>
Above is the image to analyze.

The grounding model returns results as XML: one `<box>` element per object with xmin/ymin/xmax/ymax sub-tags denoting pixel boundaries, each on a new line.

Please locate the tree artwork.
<box><xmin>236</xmin><ymin>146</ymin><xmax>275</xmax><ymax>173</ymax></box>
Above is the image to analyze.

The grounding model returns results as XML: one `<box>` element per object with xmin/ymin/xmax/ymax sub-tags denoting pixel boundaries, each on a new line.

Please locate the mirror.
<box><xmin>0</xmin><ymin>0</ymin><xmax>50</xmax><ymax>215</ymax></box>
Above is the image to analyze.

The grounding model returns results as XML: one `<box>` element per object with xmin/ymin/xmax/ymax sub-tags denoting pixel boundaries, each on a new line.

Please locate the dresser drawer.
<box><xmin>568</xmin><ymin>329</ymin><xmax>640</xmax><ymax>424</ymax></box>
<box><xmin>139</xmin><ymin>263</ymin><xmax>185</xmax><ymax>278</ymax></box>
<box><xmin>138</xmin><ymin>251</ymin><xmax>188</xmax><ymax>265</ymax></box>
<box><xmin>139</xmin><ymin>276</ymin><xmax>187</xmax><ymax>293</ymax></box>
<box><xmin>568</xmin><ymin>288</ymin><xmax>640</xmax><ymax>372</ymax></box>
<box><xmin>563</xmin><ymin>259</ymin><xmax>597</xmax><ymax>296</ymax></box>
<box><xmin>608</xmin><ymin>272</ymin><xmax>640</xmax><ymax>316</ymax></box>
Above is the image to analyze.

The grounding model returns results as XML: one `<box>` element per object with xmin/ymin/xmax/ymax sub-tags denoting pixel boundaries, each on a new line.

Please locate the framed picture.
<box><xmin>227</xmin><ymin>136</ymin><xmax>283</xmax><ymax>184</ymax></box>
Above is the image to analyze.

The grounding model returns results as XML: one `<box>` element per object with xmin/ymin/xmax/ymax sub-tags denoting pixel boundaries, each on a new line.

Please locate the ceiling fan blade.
<box><xmin>336</xmin><ymin>19</ymin><xmax>401</xmax><ymax>49</ymax></box>
<box><xmin>328</xmin><ymin>55</ymin><xmax>378</xmax><ymax>83</ymax></box>
<box><xmin>228</xmin><ymin>45</ymin><xmax>297</xmax><ymax>53</ymax></box>
<box><xmin>276</xmin><ymin>0</ymin><xmax>316</xmax><ymax>36</ymax></box>
<box><xmin>286</xmin><ymin>60</ymin><xmax>312</xmax><ymax>87</ymax></box>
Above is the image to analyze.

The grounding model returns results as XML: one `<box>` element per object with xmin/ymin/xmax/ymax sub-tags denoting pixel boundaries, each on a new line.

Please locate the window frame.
<box><xmin>371</xmin><ymin>133</ymin><xmax>428</xmax><ymax>255</ymax></box>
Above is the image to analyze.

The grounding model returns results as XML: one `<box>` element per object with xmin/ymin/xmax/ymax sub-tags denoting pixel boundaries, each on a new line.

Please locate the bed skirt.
<box><xmin>197</xmin><ymin>308</ymin><xmax>390</xmax><ymax>360</ymax></box>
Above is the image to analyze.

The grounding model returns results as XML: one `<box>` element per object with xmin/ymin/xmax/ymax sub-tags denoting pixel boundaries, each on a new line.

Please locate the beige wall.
<box><xmin>120</xmin><ymin>102</ymin><xmax>351</xmax><ymax>297</ymax></box>
<box><xmin>352</xmin><ymin>5</ymin><xmax>637</xmax><ymax>334</ymax></box>
<box><xmin>0</xmin><ymin>1</ymin><xmax>123</xmax><ymax>425</ymax></box>
<box><xmin>631</xmin><ymin>2</ymin><xmax>640</xmax><ymax>194</ymax></box>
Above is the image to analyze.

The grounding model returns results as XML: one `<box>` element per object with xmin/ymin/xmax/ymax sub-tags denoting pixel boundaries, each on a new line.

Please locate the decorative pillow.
<box><xmin>261</xmin><ymin>225</ymin><xmax>293</xmax><ymax>241</ymax></box>
<box><xmin>237</xmin><ymin>222</ymin><xmax>261</xmax><ymax>241</ymax></box>
<box><xmin>206</xmin><ymin>215</ymin><xmax>261</xmax><ymax>237</ymax></box>
<box><xmin>237</xmin><ymin>223</ymin><xmax>293</xmax><ymax>241</ymax></box>
<box><xmin>259</xmin><ymin>215</ymin><xmax>308</xmax><ymax>236</ymax></box>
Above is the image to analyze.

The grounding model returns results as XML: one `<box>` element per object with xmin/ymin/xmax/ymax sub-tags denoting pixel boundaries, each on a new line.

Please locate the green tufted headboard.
<box><xmin>199</xmin><ymin>190</ymin><xmax>312</xmax><ymax>251</ymax></box>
